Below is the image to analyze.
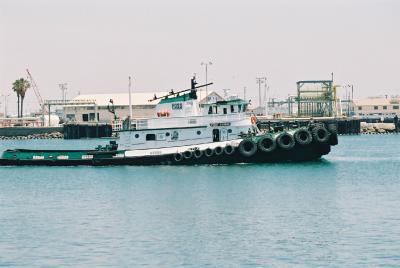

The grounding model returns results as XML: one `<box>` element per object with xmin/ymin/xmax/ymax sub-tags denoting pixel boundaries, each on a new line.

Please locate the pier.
<box><xmin>257</xmin><ymin>117</ymin><xmax>361</xmax><ymax>135</ymax></box>
<box><xmin>63</xmin><ymin>123</ymin><xmax>113</xmax><ymax>139</ymax></box>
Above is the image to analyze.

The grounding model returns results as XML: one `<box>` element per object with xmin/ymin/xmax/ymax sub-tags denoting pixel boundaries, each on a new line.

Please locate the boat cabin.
<box><xmin>119</xmin><ymin>77</ymin><xmax>256</xmax><ymax>151</ymax></box>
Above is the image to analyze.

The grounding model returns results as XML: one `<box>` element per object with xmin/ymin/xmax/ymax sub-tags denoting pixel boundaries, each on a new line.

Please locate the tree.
<box><xmin>12</xmin><ymin>78</ymin><xmax>30</xmax><ymax>118</ymax></box>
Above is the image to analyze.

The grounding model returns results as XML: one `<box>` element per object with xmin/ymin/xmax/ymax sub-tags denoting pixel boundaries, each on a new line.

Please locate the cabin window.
<box><xmin>197</xmin><ymin>130</ymin><xmax>201</xmax><ymax>135</ymax></box>
<box><xmin>208</xmin><ymin>106</ymin><xmax>213</xmax><ymax>114</ymax></box>
<box><xmin>82</xmin><ymin>114</ymin><xmax>89</xmax><ymax>122</ymax></box>
<box><xmin>89</xmin><ymin>113</ymin><xmax>99</xmax><ymax>121</ymax></box>
<box><xmin>135</xmin><ymin>134</ymin><xmax>139</xmax><ymax>138</ymax></box>
<box><xmin>228</xmin><ymin>129</ymin><xmax>232</xmax><ymax>133</ymax></box>
<box><xmin>146</xmin><ymin>134</ymin><xmax>156</xmax><ymax>141</ymax></box>
<box><xmin>358</xmin><ymin>106</ymin><xmax>362</xmax><ymax>110</ymax></box>
<box><xmin>230</xmin><ymin>105</ymin><xmax>235</xmax><ymax>113</ymax></box>
<box><xmin>393</xmin><ymin>106</ymin><xmax>399</xmax><ymax>110</ymax></box>
<box><xmin>223</xmin><ymin>108</ymin><xmax>227</xmax><ymax>114</ymax></box>
<box><xmin>214</xmin><ymin>106</ymin><xmax>218</xmax><ymax>114</ymax></box>
<box><xmin>66</xmin><ymin>114</ymin><xmax>76</xmax><ymax>121</ymax></box>
<box><xmin>238</xmin><ymin>105</ymin><xmax>242</xmax><ymax>112</ymax></box>
<box><xmin>383</xmin><ymin>106</ymin><xmax>387</xmax><ymax>110</ymax></box>
<box><xmin>374</xmin><ymin>106</ymin><xmax>379</xmax><ymax>110</ymax></box>
<box><xmin>165</xmin><ymin>132</ymin><xmax>170</xmax><ymax>137</ymax></box>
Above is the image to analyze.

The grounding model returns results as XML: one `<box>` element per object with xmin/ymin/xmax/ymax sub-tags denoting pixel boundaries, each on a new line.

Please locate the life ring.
<box><xmin>251</xmin><ymin>116</ymin><xmax>257</xmax><ymax>124</ymax></box>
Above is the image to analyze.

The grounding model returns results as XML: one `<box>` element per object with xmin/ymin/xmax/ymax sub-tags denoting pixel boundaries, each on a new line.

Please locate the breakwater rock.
<box><xmin>361</xmin><ymin>122</ymin><xmax>397</xmax><ymax>134</ymax></box>
<box><xmin>0</xmin><ymin>132</ymin><xmax>64</xmax><ymax>140</ymax></box>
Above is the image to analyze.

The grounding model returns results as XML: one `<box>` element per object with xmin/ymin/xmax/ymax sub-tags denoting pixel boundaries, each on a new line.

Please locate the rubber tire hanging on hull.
<box><xmin>193</xmin><ymin>149</ymin><xmax>203</xmax><ymax>159</ymax></box>
<box><xmin>294</xmin><ymin>128</ymin><xmax>312</xmax><ymax>146</ymax></box>
<box><xmin>238</xmin><ymin>139</ymin><xmax>257</xmax><ymax>157</ymax></box>
<box><xmin>174</xmin><ymin>153</ymin><xmax>184</xmax><ymax>162</ymax></box>
<box><xmin>224</xmin><ymin>144</ymin><xmax>235</xmax><ymax>155</ymax></box>
<box><xmin>204</xmin><ymin>148</ymin><xmax>214</xmax><ymax>157</ymax></box>
<box><xmin>276</xmin><ymin>132</ymin><xmax>295</xmax><ymax>150</ymax></box>
<box><xmin>312</xmin><ymin>125</ymin><xmax>330</xmax><ymax>143</ymax></box>
<box><xmin>183</xmin><ymin>150</ymin><xmax>193</xmax><ymax>159</ymax></box>
<box><xmin>214</xmin><ymin>146</ymin><xmax>224</xmax><ymax>156</ymax></box>
<box><xmin>257</xmin><ymin>136</ymin><xmax>276</xmax><ymax>153</ymax></box>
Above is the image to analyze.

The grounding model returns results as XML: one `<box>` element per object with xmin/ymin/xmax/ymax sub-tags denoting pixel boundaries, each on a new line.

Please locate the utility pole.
<box><xmin>256</xmin><ymin>77</ymin><xmax>266</xmax><ymax>107</ymax></box>
<box><xmin>59</xmin><ymin>83</ymin><xmax>68</xmax><ymax>102</ymax></box>
<box><xmin>201</xmin><ymin>61</ymin><xmax>212</xmax><ymax>103</ymax></box>
<box><xmin>128</xmin><ymin>76</ymin><xmax>133</xmax><ymax>123</ymax></box>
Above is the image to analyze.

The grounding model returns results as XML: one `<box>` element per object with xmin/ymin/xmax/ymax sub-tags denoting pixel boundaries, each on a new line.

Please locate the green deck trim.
<box><xmin>158</xmin><ymin>93</ymin><xmax>194</xmax><ymax>104</ymax></box>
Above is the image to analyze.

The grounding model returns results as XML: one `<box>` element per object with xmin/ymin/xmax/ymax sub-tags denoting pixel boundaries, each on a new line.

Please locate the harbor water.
<box><xmin>0</xmin><ymin>135</ymin><xmax>399</xmax><ymax>267</ymax></box>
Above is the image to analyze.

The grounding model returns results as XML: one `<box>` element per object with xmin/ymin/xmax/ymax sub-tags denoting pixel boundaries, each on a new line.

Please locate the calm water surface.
<box><xmin>0</xmin><ymin>135</ymin><xmax>399</xmax><ymax>267</ymax></box>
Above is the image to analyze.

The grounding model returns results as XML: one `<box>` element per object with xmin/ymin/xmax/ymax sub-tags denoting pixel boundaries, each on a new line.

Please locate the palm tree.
<box><xmin>12</xmin><ymin>78</ymin><xmax>30</xmax><ymax>118</ymax></box>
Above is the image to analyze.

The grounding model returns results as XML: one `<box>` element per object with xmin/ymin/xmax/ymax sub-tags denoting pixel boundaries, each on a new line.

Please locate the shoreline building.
<box><xmin>353</xmin><ymin>97</ymin><xmax>400</xmax><ymax>118</ymax></box>
<box><xmin>63</xmin><ymin>91</ymin><xmax>224</xmax><ymax>124</ymax></box>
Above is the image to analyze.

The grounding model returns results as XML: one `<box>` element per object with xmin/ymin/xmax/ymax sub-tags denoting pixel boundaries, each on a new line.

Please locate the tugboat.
<box><xmin>0</xmin><ymin>77</ymin><xmax>338</xmax><ymax>166</ymax></box>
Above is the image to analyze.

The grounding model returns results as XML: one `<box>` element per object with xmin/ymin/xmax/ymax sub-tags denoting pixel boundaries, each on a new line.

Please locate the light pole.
<box><xmin>201</xmin><ymin>61</ymin><xmax>212</xmax><ymax>103</ymax></box>
<box><xmin>256</xmin><ymin>77</ymin><xmax>266</xmax><ymax>107</ymax></box>
<box><xmin>348</xmin><ymin>84</ymin><xmax>354</xmax><ymax>115</ymax></box>
<box><xmin>1</xmin><ymin>94</ymin><xmax>10</xmax><ymax>118</ymax></box>
<box><xmin>128</xmin><ymin>76</ymin><xmax>133</xmax><ymax>122</ymax></box>
<box><xmin>59</xmin><ymin>83</ymin><xmax>68</xmax><ymax>102</ymax></box>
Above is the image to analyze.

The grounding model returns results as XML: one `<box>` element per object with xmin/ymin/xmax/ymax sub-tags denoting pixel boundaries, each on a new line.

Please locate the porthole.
<box><xmin>166</xmin><ymin>132</ymin><xmax>170</xmax><ymax>137</ymax></box>
<box><xmin>135</xmin><ymin>134</ymin><xmax>139</xmax><ymax>138</ymax></box>
<box><xmin>197</xmin><ymin>131</ymin><xmax>201</xmax><ymax>135</ymax></box>
<box><xmin>228</xmin><ymin>129</ymin><xmax>232</xmax><ymax>133</ymax></box>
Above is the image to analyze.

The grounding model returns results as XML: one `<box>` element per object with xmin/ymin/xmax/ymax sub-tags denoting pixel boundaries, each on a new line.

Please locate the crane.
<box><xmin>26</xmin><ymin>69</ymin><xmax>47</xmax><ymax>114</ymax></box>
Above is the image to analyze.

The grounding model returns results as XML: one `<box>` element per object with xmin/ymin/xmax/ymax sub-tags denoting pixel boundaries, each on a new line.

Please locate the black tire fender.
<box><xmin>257</xmin><ymin>136</ymin><xmax>277</xmax><ymax>153</ymax></box>
<box><xmin>214</xmin><ymin>146</ymin><xmax>224</xmax><ymax>156</ymax></box>
<box><xmin>204</xmin><ymin>148</ymin><xmax>214</xmax><ymax>157</ymax></box>
<box><xmin>193</xmin><ymin>149</ymin><xmax>203</xmax><ymax>159</ymax></box>
<box><xmin>276</xmin><ymin>132</ymin><xmax>295</xmax><ymax>150</ymax></box>
<box><xmin>223</xmin><ymin>144</ymin><xmax>235</xmax><ymax>155</ymax></box>
<box><xmin>294</xmin><ymin>128</ymin><xmax>312</xmax><ymax>146</ymax></box>
<box><xmin>183</xmin><ymin>150</ymin><xmax>193</xmax><ymax>159</ymax></box>
<box><xmin>238</xmin><ymin>139</ymin><xmax>257</xmax><ymax>157</ymax></box>
<box><xmin>312</xmin><ymin>126</ymin><xmax>330</xmax><ymax>143</ymax></box>
<box><xmin>174</xmin><ymin>152</ymin><xmax>184</xmax><ymax>162</ymax></box>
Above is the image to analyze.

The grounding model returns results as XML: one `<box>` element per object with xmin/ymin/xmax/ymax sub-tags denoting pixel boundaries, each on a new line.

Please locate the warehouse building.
<box><xmin>63</xmin><ymin>91</ymin><xmax>224</xmax><ymax>123</ymax></box>
<box><xmin>353</xmin><ymin>97</ymin><xmax>400</xmax><ymax>117</ymax></box>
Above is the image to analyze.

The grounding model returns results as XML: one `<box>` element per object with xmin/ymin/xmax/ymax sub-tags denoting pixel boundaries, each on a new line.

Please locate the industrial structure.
<box><xmin>295</xmin><ymin>80</ymin><xmax>335</xmax><ymax>117</ymax></box>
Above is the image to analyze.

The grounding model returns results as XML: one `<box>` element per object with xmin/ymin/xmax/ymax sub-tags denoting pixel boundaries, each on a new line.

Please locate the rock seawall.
<box><xmin>0</xmin><ymin>132</ymin><xmax>63</xmax><ymax>140</ymax></box>
<box><xmin>361</xmin><ymin>122</ymin><xmax>397</xmax><ymax>134</ymax></box>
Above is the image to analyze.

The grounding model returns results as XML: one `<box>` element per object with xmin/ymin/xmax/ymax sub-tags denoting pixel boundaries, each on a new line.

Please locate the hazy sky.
<box><xmin>1</xmin><ymin>0</ymin><xmax>399</xmax><ymax>113</ymax></box>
